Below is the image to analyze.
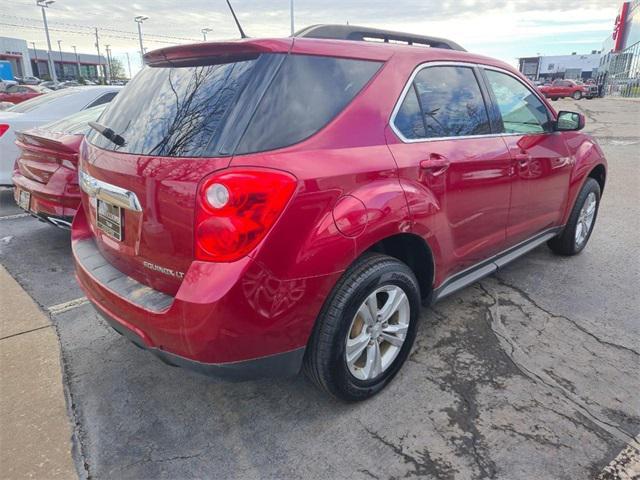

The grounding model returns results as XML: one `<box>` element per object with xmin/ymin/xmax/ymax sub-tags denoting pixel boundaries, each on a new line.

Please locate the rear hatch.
<box><xmin>80</xmin><ymin>39</ymin><xmax>384</xmax><ymax>296</ymax></box>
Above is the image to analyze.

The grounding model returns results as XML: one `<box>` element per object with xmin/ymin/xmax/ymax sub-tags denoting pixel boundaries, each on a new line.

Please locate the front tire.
<box><xmin>572</xmin><ymin>91</ymin><xmax>583</xmax><ymax>100</ymax></box>
<box><xmin>304</xmin><ymin>254</ymin><xmax>421</xmax><ymax>401</ymax></box>
<box><xmin>547</xmin><ymin>178</ymin><xmax>600</xmax><ymax>255</ymax></box>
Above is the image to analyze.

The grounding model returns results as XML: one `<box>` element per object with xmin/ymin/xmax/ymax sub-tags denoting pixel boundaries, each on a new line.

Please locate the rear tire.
<box><xmin>547</xmin><ymin>178</ymin><xmax>600</xmax><ymax>256</ymax></box>
<box><xmin>572</xmin><ymin>91</ymin><xmax>582</xmax><ymax>100</ymax></box>
<box><xmin>304</xmin><ymin>253</ymin><xmax>420</xmax><ymax>401</ymax></box>
<box><xmin>551</xmin><ymin>97</ymin><xmax>558</xmax><ymax>101</ymax></box>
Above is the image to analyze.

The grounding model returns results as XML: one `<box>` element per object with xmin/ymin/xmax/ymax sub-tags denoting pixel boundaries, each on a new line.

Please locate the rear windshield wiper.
<box><xmin>88</xmin><ymin>121</ymin><xmax>126</xmax><ymax>147</ymax></box>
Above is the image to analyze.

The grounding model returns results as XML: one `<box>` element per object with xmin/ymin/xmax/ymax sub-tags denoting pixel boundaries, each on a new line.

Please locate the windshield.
<box><xmin>7</xmin><ymin>88</ymin><xmax>77</xmax><ymax>114</ymax></box>
<box><xmin>40</xmin><ymin>105</ymin><xmax>107</xmax><ymax>135</ymax></box>
<box><xmin>88</xmin><ymin>53</ymin><xmax>382</xmax><ymax>157</ymax></box>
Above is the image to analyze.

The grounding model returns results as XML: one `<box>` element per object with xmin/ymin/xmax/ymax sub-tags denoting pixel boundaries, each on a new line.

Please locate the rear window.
<box><xmin>88</xmin><ymin>54</ymin><xmax>382</xmax><ymax>157</ymax></box>
<box><xmin>41</xmin><ymin>105</ymin><xmax>107</xmax><ymax>135</ymax></box>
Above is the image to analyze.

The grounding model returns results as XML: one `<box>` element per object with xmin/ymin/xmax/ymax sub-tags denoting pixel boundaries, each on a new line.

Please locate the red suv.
<box><xmin>72</xmin><ymin>25</ymin><xmax>607</xmax><ymax>400</ymax></box>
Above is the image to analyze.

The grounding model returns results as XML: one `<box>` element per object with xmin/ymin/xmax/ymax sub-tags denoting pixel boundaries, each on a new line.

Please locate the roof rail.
<box><xmin>294</xmin><ymin>24</ymin><xmax>466</xmax><ymax>52</ymax></box>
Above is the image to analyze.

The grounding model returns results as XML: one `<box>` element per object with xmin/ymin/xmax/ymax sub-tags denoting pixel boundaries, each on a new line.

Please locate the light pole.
<box><xmin>290</xmin><ymin>0</ymin><xmax>294</xmax><ymax>35</ymax></box>
<box><xmin>72</xmin><ymin>45</ymin><xmax>81</xmax><ymax>79</ymax></box>
<box><xmin>57</xmin><ymin>39</ymin><xmax>63</xmax><ymax>78</ymax></box>
<box><xmin>30</xmin><ymin>42</ymin><xmax>39</xmax><ymax>76</ymax></box>
<box><xmin>201</xmin><ymin>28</ymin><xmax>212</xmax><ymax>41</ymax></box>
<box><xmin>105</xmin><ymin>44</ymin><xmax>112</xmax><ymax>82</ymax></box>
<box><xmin>36</xmin><ymin>0</ymin><xmax>57</xmax><ymax>83</ymax></box>
<box><xmin>125</xmin><ymin>52</ymin><xmax>132</xmax><ymax>79</ymax></box>
<box><xmin>134</xmin><ymin>15</ymin><xmax>148</xmax><ymax>64</ymax></box>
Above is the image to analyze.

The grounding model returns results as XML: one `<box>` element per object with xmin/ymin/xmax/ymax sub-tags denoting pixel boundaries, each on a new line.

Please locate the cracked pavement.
<box><xmin>0</xmin><ymin>97</ymin><xmax>638</xmax><ymax>479</ymax></box>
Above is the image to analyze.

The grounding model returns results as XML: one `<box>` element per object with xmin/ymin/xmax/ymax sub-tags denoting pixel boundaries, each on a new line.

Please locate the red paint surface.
<box><xmin>12</xmin><ymin>132</ymin><xmax>83</xmax><ymax>219</ymax></box>
<box><xmin>73</xmin><ymin>37</ymin><xmax>608</xmax><ymax>366</ymax></box>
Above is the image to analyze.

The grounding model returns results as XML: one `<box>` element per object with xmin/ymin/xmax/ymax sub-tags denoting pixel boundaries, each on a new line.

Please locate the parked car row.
<box><xmin>7</xmin><ymin>25</ymin><xmax>607</xmax><ymax>401</ymax></box>
<box><xmin>0</xmin><ymin>86</ymin><xmax>121</xmax><ymax>186</ymax></box>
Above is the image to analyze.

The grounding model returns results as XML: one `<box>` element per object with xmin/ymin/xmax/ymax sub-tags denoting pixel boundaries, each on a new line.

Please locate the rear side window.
<box><xmin>235</xmin><ymin>55</ymin><xmax>381</xmax><ymax>154</ymax></box>
<box><xmin>86</xmin><ymin>91</ymin><xmax>118</xmax><ymax>109</ymax></box>
<box><xmin>484</xmin><ymin>70</ymin><xmax>551</xmax><ymax>134</ymax></box>
<box><xmin>394</xmin><ymin>66</ymin><xmax>491</xmax><ymax>140</ymax></box>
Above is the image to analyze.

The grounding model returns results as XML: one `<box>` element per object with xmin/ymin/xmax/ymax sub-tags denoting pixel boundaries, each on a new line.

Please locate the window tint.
<box><xmin>396</xmin><ymin>66</ymin><xmax>491</xmax><ymax>139</ymax></box>
<box><xmin>394</xmin><ymin>86</ymin><xmax>426</xmax><ymax>139</ymax></box>
<box><xmin>485</xmin><ymin>70</ymin><xmax>551</xmax><ymax>134</ymax></box>
<box><xmin>89</xmin><ymin>58</ymin><xmax>261</xmax><ymax>156</ymax></box>
<box><xmin>41</xmin><ymin>105</ymin><xmax>107</xmax><ymax>135</ymax></box>
<box><xmin>86</xmin><ymin>91</ymin><xmax>117</xmax><ymax>108</ymax></box>
<box><xmin>236</xmin><ymin>55</ymin><xmax>381</xmax><ymax>154</ymax></box>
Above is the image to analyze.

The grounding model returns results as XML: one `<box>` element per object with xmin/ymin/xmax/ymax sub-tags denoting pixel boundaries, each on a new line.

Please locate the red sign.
<box><xmin>613</xmin><ymin>2</ymin><xmax>630</xmax><ymax>52</ymax></box>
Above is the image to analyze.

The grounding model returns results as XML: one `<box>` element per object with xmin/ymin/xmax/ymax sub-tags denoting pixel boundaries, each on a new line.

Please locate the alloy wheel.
<box><xmin>575</xmin><ymin>192</ymin><xmax>597</xmax><ymax>247</ymax></box>
<box><xmin>345</xmin><ymin>285</ymin><xmax>411</xmax><ymax>381</ymax></box>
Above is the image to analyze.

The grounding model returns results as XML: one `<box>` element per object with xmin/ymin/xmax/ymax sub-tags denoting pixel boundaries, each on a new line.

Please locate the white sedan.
<box><xmin>0</xmin><ymin>86</ymin><xmax>121</xmax><ymax>185</ymax></box>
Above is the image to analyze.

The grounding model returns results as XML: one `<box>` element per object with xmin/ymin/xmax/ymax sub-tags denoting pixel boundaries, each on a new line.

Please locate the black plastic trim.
<box><xmin>431</xmin><ymin>227</ymin><xmax>561</xmax><ymax>303</ymax></box>
<box><xmin>294</xmin><ymin>24</ymin><xmax>466</xmax><ymax>52</ymax></box>
<box><xmin>96</xmin><ymin>304</ymin><xmax>305</xmax><ymax>380</ymax></box>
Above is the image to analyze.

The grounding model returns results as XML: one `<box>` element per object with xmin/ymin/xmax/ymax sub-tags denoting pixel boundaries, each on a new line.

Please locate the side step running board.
<box><xmin>431</xmin><ymin>228</ymin><xmax>560</xmax><ymax>304</ymax></box>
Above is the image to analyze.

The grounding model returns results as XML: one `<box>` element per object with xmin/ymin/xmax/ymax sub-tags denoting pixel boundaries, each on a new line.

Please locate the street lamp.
<box><xmin>134</xmin><ymin>15</ymin><xmax>148</xmax><ymax>64</ymax></box>
<box><xmin>72</xmin><ymin>45</ymin><xmax>81</xmax><ymax>79</ymax></box>
<box><xmin>290</xmin><ymin>0</ymin><xmax>294</xmax><ymax>35</ymax></box>
<box><xmin>36</xmin><ymin>0</ymin><xmax>57</xmax><ymax>83</ymax></box>
<box><xmin>201</xmin><ymin>28</ymin><xmax>212</xmax><ymax>41</ymax></box>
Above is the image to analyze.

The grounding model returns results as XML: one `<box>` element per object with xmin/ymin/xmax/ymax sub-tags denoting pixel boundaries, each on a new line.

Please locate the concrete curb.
<box><xmin>0</xmin><ymin>265</ymin><xmax>77</xmax><ymax>479</ymax></box>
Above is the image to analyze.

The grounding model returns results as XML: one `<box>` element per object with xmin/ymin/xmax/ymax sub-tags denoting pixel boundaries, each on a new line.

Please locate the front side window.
<box><xmin>484</xmin><ymin>70</ymin><xmax>551</xmax><ymax>134</ymax></box>
<box><xmin>394</xmin><ymin>66</ymin><xmax>491</xmax><ymax>140</ymax></box>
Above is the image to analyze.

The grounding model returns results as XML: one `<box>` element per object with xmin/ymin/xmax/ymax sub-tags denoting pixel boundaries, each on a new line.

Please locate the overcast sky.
<box><xmin>0</xmin><ymin>0</ymin><xmax>619</xmax><ymax>75</ymax></box>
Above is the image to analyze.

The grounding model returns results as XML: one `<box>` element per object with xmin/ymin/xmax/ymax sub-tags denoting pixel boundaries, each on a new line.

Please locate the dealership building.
<box><xmin>598</xmin><ymin>0</ymin><xmax>640</xmax><ymax>96</ymax></box>
<box><xmin>518</xmin><ymin>52</ymin><xmax>602</xmax><ymax>81</ymax></box>
<box><xmin>0</xmin><ymin>36</ymin><xmax>107</xmax><ymax>81</ymax></box>
<box><xmin>518</xmin><ymin>1</ymin><xmax>640</xmax><ymax>97</ymax></box>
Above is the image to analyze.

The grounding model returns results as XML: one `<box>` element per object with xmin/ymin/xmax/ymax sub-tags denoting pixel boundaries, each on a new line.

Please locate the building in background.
<box><xmin>518</xmin><ymin>52</ymin><xmax>602</xmax><ymax>82</ymax></box>
<box><xmin>0</xmin><ymin>37</ymin><xmax>34</xmax><ymax>78</ymax></box>
<box><xmin>598</xmin><ymin>1</ymin><xmax>640</xmax><ymax>97</ymax></box>
<box><xmin>0</xmin><ymin>36</ymin><xmax>106</xmax><ymax>81</ymax></box>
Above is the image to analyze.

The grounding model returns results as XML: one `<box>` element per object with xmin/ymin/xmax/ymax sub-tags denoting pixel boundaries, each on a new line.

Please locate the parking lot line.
<box><xmin>48</xmin><ymin>297</ymin><xmax>89</xmax><ymax>315</ymax></box>
<box><xmin>0</xmin><ymin>213</ymin><xmax>29</xmax><ymax>221</ymax></box>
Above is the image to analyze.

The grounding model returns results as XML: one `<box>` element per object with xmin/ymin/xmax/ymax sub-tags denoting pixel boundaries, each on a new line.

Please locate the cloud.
<box><xmin>0</xmin><ymin>0</ymin><xmax>618</xmax><ymax>68</ymax></box>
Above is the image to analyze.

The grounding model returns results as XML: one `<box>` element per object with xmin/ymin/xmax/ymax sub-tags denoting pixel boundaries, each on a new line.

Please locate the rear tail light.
<box><xmin>195</xmin><ymin>168</ymin><xmax>297</xmax><ymax>262</ymax></box>
<box><xmin>0</xmin><ymin>124</ymin><xmax>9</xmax><ymax>137</ymax></box>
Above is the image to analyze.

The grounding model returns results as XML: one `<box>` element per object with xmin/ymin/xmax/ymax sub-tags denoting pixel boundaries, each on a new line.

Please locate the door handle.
<box><xmin>420</xmin><ymin>154</ymin><xmax>450</xmax><ymax>175</ymax></box>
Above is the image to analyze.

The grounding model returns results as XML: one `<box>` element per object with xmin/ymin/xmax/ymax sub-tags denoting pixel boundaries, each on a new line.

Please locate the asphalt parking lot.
<box><xmin>0</xmin><ymin>97</ymin><xmax>638</xmax><ymax>479</ymax></box>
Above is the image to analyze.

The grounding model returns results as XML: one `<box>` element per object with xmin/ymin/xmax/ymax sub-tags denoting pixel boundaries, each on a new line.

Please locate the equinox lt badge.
<box><xmin>143</xmin><ymin>261</ymin><xmax>185</xmax><ymax>279</ymax></box>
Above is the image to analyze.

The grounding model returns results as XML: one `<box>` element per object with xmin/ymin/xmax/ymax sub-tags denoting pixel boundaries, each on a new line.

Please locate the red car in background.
<box><xmin>538</xmin><ymin>79</ymin><xmax>597</xmax><ymax>100</ymax></box>
<box><xmin>0</xmin><ymin>84</ymin><xmax>50</xmax><ymax>104</ymax></box>
<box><xmin>72</xmin><ymin>25</ymin><xmax>607</xmax><ymax>401</ymax></box>
<box><xmin>13</xmin><ymin>105</ymin><xmax>106</xmax><ymax>228</ymax></box>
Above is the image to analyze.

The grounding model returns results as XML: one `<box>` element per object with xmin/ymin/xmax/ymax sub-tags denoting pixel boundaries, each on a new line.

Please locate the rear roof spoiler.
<box><xmin>294</xmin><ymin>24</ymin><xmax>466</xmax><ymax>52</ymax></box>
<box><xmin>143</xmin><ymin>39</ymin><xmax>293</xmax><ymax>67</ymax></box>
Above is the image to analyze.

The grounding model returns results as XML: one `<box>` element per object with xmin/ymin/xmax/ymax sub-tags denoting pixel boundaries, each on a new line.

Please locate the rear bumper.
<box><xmin>12</xmin><ymin>170</ymin><xmax>80</xmax><ymax>227</ymax></box>
<box><xmin>95</xmin><ymin>300</ymin><xmax>305</xmax><ymax>380</ymax></box>
<box><xmin>71</xmin><ymin>204</ymin><xmax>340</xmax><ymax>379</ymax></box>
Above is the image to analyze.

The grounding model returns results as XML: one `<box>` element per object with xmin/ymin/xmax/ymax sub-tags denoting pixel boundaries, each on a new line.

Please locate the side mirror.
<box><xmin>555</xmin><ymin>111</ymin><xmax>585</xmax><ymax>131</ymax></box>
